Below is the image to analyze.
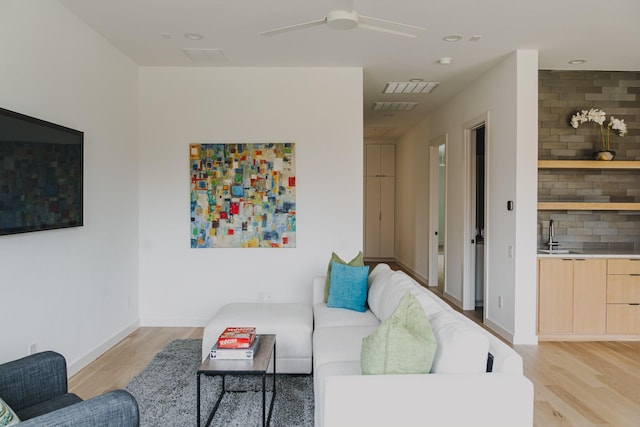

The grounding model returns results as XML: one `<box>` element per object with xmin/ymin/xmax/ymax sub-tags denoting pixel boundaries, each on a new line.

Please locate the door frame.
<box><xmin>463</xmin><ymin>113</ymin><xmax>489</xmax><ymax>312</ymax></box>
<box><xmin>428</xmin><ymin>133</ymin><xmax>448</xmax><ymax>290</ymax></box>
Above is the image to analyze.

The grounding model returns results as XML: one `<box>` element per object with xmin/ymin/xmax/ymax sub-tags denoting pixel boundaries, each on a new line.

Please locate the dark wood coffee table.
<box><xmin>197</xmin><ymin>334</ymin><xmax>276</xmax><ymax>427</ymax></box>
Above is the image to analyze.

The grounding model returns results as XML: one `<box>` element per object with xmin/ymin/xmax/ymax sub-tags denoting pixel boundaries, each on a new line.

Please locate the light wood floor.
<box><xmin>69</xmin><ymin>330</ymin><xmax>640</xmax><ymax>427</ymax></box>
<box><xmin>69</xmin><ymin>327</ymin><xmax>202</xmax><ymax>399</ymax></box>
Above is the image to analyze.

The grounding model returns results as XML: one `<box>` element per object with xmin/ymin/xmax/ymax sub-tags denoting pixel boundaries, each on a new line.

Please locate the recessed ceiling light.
<box><xmin>469</xmin><ymin>35</ymin><xmax>482</xmax><ymax>42</ymax></box>
<box><xmin>568</xmin><ymin>59</ymin><xmax>587</xmax><ymax>65</ymax></box>
<box><xmin>384</xmin><ymin>81</ymin><xmax>439</xmax><ymax>94</ymax></box>
<box><xmin>373</xmin><ymin>102</ymin><xmax>418</xmax><ymax>111</ymax></box>
<box><xmin>437</xmin><ymin>57</ymin><xmax>452</xmax><ymax>65</ymax></box>
<box><xmin>160</xmin><ymin>33</ymin><xmax>172</xmax><ymax>40</ymax></box>
<box><xmin>409</xmin><ymin>78</ymin><xmax>424</xmax><ymax>82</ymax></box>
<box><xmin>184</xmin><ymin>32</ymin><xmax>204</xmax><ymax>40</ymax></box>
<box><xmin>443</xmin><ymin>35</ymin><xmax>462</xmax><ymax>42</ymax></box>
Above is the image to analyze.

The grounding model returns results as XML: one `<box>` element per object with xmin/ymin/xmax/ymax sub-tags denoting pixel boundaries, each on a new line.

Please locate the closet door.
<box><xmin>379</xmin><ymin>176</ymin><xmax>395</xmax><ymax>258</ymax></box>
<box><xmin>365</xmin><ymin>176</ymin><xmax>382</xmax><ymax>257</ymax></box>
<box><xmin>364</xmin><ymin>144</ymin><xmax>395</xmax><ymax>259</ymax></box>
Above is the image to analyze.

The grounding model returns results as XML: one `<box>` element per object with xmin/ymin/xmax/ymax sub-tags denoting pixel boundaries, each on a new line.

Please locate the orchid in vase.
<box><xmin>570</xmin><ymin>108</ymin><xmax>628</xmax><ymax>152</ymax></box>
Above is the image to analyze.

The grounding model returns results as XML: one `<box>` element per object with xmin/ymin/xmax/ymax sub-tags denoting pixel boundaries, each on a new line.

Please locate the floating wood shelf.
<box><xmin>538</xmin><ymin>160</ymin><xmax>640</xmax><ymax>170</ymax></box>
<box><xmin>538</xmin><ymin>202</ymin><xmax>640</xmax><ymax>211</ymax></box>
<box><xmin>537</xmin><ymin>160</ymin><xmax>640</xmax><ymax>211</ymax></box>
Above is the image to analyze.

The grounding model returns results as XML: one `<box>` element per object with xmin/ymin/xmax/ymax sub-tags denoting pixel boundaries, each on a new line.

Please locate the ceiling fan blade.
<box><xmin>359</xmin><ymin>14</ymin><xmax>426</xmax><ymax>33</ymax></box>
<box><xmin>259</xmin><ymin>18</ymin><xmax>326</xmax><ymax>36</ymax></box>
<box><xmin>358</xmin><ymin>23</ymin><xmax>419</xmax><ymax>38</ymax></box>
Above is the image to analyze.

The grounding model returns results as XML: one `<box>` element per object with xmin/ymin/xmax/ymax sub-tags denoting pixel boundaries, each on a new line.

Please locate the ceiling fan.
<box><xmin>258</xmin><ymin>0</ymin><xmax>425</xmax><ymax>38</ymax></box>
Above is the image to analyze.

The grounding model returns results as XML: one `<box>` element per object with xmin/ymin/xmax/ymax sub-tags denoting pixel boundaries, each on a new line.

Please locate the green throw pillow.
<box><xmin>361</xmin><ymin>291</ymin><xmax>437</xmax><ymax>375</ymax></box>
<box><xmin>324</xmin><ymin>251</ymin><xmax>364</xmax><ymax>302</ymax></box>
<box><xmin>0</xmin><ymin>397</ymin><xmax>20</xmax><ymax>427</ymax></box>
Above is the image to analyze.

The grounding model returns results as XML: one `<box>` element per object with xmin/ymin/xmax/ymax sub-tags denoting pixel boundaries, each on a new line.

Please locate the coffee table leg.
<box><xmin>265</xmin><ymin>340</ymin><xmax>276</xmax><ymax>427</ymax></box>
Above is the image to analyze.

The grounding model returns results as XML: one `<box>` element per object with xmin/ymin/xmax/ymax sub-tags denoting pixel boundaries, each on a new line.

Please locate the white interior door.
<box><xmin>463</xmin><ymin>114</ymin><xmax>488</xmax><ymax>311</ymax></box>
<box><xmin>429</xmin><ymin>134</ymin><xmax>447</xmax><ymax>291</ymax></box>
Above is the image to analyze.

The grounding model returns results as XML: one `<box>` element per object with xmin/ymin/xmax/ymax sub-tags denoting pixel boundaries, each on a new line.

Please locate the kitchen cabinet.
<box><xmin>606</xmin><ymin>259</ymin><xmax>640</xmax><ymax>334</ymax></box>
<box><xmin>364</xmin><ymin>145</ymin><xmax>395</xmax><ymax>259</ymax></box>
<box><xmin>537</xmin><ymin>258</ymin><xmax>607</xmax><ymax>335</ymax></box>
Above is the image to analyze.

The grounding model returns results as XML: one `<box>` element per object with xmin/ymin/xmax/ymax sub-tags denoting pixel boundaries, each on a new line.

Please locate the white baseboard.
<box><xmin>140</xmin><ymin>317</ymin><xmax>208</xmax><ymax>327</ymax></box>
<box><xmin>393</xmin><ymin>260</ymin><xmax>429</xmax><ymax>286</ymax></box>
<box><xmin>484</xmin><ymin>317</ymin><xmax>515</xmax><ymax>344</ymax></box>
<box><xmin>67</xmin><ymin>320</ymin><xmax>139</xmax><ymax>377</ymax></box>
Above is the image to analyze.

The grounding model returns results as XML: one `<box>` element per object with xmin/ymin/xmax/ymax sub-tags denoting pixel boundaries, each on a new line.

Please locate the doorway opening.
<box><xmin>463</xmin><ymin>117</ymin><xmax>488</xmax><ymax>320</ymax></box>
<box><xmin>429</xmin><ymin>134</ymin><xmax>447</xmax><ymax>294</ymax></box>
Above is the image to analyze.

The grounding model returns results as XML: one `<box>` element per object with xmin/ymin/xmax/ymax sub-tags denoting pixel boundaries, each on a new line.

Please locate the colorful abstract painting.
<box><xmin>190</xmin><ymin>143</ymin><xmax>296</xmax><ymax>248</ymax></box>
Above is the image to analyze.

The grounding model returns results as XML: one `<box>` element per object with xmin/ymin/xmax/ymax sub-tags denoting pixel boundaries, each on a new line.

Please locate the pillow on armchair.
<box><xmin>0</xmin><ymin>397</ymin><xmax>20</xmax><ymax>426</ymax></box>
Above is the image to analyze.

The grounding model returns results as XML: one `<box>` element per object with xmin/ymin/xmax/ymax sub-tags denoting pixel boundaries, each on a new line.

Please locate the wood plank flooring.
<box><xmin>69</xmin><ymin>329</ymin><xmax>640</xmax><ymax>426</ymax></box>
<box><xmin>68</xmin><ymin>327</ymin><xmax>202</xmax><ymax>399</ymax></box>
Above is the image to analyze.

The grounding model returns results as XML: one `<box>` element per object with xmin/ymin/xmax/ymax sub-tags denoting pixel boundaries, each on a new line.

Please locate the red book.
<box><xmin>217</xmin><ymin>327</ymin><xmax>257</xmax><ymax>349</ymax></box>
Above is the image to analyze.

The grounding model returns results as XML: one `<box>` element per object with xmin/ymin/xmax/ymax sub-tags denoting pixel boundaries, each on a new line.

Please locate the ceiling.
<box><xmin>59</xmin><ymin>0</ymin><xmax>640</xmax><ymax>139</ymax></box>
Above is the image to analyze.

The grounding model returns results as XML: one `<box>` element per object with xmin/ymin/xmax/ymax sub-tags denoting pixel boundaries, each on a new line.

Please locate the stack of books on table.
<box><xmin>210</xmin><ymin>327</ymin><xmax>259</xmax><ymax>360</ymax></box>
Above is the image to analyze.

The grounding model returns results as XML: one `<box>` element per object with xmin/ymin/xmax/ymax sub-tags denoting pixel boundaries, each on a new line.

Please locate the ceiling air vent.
<box><xmin>182</xmin><ymin>48</ymin><xmax>228</xmax><ymax>63</ymax></box>
<box><xmin>373</xmin><ymin>102</ymin><xmax>418</xmax><ymax>111</ymax></box>
<box><xmin>384</xmin><ymin>81</ymin><xmax>439</xmax><ymax>94</ymax></box>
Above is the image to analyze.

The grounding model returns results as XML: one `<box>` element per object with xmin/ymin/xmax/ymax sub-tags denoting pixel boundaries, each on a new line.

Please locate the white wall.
<box><xmin>0</xmin><ymin>1</ymin><xmax>140</xmax><ymax>370</ymax></box>
<box><xmin>138</xmin><ymin>67</ymin><xmax>363</xmax><ymax>325</ymax></box>
<box><xmin>395</xmin><ymin>51</ymin><xmax>538</xmax><ymax>344</ymax></box>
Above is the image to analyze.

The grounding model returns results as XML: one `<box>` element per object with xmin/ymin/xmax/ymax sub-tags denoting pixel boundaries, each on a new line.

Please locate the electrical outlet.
<box><xmin>498</xmin><ymin>296</ymin><xmax>503</xmax><ymax>309</ymax></box>
<box><xmin>29</xmin><ymin>343</ymin><xmax>37</xmax><ymax>355</ymax></box>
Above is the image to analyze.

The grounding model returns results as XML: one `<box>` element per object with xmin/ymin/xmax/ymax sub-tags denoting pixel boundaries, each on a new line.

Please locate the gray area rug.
<box><xmin>125</xmin><ymin>339</ymin><xmax>314</xmax><ymax>426</ymax></box>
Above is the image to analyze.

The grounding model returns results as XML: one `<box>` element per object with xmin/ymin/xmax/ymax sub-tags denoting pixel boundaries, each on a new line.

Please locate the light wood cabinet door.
<box><xmin>573</xmin><ymin>259</ymin><xmax>607</xmax><ymax>334</ymax></box>
<box><xmin>607</xmin><ymin>304</ymin><xmax>640</xmax><ymax>334</ymax></box>
<box><xmin>607</xmin><ymin>258</ymin><xmax>640</xmax><ymax>275</ymax></box>
<box><xmin>538</xmin><ymin>258</ymin><xmax>574</xmax><ymax>334</ymax></box>
<box><xmin>607</xmin><ymin>275</ymin><xmax>640</xmax><ymax>303</ymax></box>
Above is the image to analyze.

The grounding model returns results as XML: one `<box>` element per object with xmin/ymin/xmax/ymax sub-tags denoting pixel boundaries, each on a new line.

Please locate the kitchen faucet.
<box><xmin>547</xmin><ymin>220</ymin><xmax>560</xmax><ymax>250</ymax></box>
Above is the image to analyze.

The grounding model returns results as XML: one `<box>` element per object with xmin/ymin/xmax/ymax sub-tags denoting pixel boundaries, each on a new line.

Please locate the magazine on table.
<box><xmin>211</xmin><ymin>335</ymin><xmax>260</xmax><ymax>359</ymax></box>
<box><xmin>216</xmin><ymin>326</ymin><xmax>257</xmax><ymax>349</ymax></box>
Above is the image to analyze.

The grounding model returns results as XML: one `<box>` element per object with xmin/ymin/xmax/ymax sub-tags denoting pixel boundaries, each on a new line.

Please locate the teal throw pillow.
<box><xmin>327</xmin><ymin>261</ymin><xmax>369</xmax><ymax>312</ymax></box>
<box><xmin>324</xmin><ymin>251</ymin><xmax>364</xmax><ymax>302</ymax></box>
<box><xmin>0</xmin><ymin>397</ymin><xmax>20</xmax><ymax>427</ymax></box>
<box><xmin>361</xmin><ymin>291</ymin><xmax>438</xmax><ymax>375</ymax></box>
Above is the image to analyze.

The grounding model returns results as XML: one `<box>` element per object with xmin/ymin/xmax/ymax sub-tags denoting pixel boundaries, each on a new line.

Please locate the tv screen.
<box><xmin>0</xmin><ymin>107</ymin><xmax>83</xmax><ymax>235</ymax></box>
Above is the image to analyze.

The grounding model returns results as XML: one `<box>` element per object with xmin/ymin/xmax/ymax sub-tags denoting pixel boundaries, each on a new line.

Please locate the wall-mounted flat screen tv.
<box><xmin>0</xmin><ymin>107</ymin><xmax>83</xmax><ymax>235</ymax></box>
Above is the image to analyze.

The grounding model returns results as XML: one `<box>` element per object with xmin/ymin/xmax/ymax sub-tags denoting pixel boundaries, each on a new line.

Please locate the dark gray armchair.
<box><xmin>0</xmin><ymin>351</ymin><xmax>139</xmax><ymax>426</ymax></box>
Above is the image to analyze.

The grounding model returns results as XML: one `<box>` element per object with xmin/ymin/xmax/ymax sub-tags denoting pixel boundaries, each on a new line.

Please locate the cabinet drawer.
<box><xmin>607</xmin><ymin>275</ymin><xmax>640</xmax><ymax>303</ymax></box>
<box><xmin>608</xmin><ymin>258</ymin><xmax>640</xmax><ymax>275</ymax></box>
<box><xmin>606</xmin><ymin>304</ymin><xmax>640</xmax><ymax>334</ymax></box>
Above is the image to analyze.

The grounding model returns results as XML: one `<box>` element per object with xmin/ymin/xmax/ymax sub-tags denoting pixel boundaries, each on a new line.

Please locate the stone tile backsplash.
<box><xmin>538</xmin><ymin>70</ymin><xmax>640</xmax><ymax>251</ymax></box>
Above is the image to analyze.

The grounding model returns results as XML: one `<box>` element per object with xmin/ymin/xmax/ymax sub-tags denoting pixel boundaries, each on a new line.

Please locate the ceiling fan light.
<box><xmin>326</xmin><ymin>10</ymin><xmax>359</xmax><ymax>30</ymax></box>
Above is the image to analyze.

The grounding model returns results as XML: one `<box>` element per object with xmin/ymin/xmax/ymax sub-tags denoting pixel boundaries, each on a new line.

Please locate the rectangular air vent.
<box><xmin>182</xmin><ymin>48</ymin><xmax>228</xmax><ymax>63</ymax></box>
<box><xmin>384</xmin><ymin>81</ymin><xmax>439</xmax><ymax>94</ymax></box>
<box><xmin>373</xmin><ymin>102</ymin><xmax>418</xmax><ymax>111</ymax></box>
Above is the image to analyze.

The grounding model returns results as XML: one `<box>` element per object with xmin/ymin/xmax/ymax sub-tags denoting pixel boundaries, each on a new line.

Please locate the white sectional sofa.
<box><xmin>313</xmin><ymin>263</ymin><xmax>534</xmax><ymax>427</ymax></box>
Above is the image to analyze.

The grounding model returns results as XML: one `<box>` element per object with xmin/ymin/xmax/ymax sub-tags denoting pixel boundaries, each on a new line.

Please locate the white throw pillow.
<box><xmin>0</xmin><ymin>397</ymin><xmax>20</xmax><ymax>426</ymax></box>
<box><xmin>429</xmin><ymin>310</ymin><xmax>490</xmax><ymax>374</ymax></box>
<box><xmin>366</xmin><ymin>267</ymin><xmax>395</xmax><ymax>318</ymax></box>
<box><xmin>377</xmin><ymin>272</ymin><xmax>418</xmax><ymax>321</ymax></box>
